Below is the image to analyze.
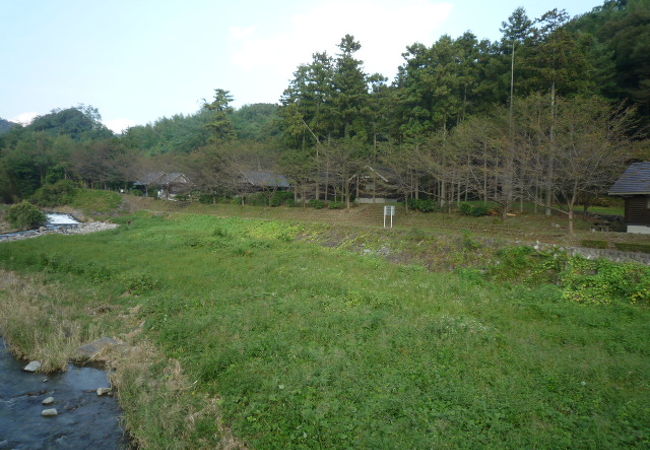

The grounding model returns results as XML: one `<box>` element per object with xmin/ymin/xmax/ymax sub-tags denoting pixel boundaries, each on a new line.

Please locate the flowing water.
<box><xmin>45</xmin><ymin>214</ymin><xmax>80</xmax><ymax>227</ymax></box>
<box><xmin>0</xmin><ymin>338</ymin><xmax>127</xmax><ymax>449</ymax></box>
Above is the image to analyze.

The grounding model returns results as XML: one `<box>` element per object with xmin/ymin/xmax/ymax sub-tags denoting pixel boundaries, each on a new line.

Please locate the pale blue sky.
<box><xmin>1</xmin><ymin>0</ymin><xmax>604</xmax><ymax>132</ymax></box>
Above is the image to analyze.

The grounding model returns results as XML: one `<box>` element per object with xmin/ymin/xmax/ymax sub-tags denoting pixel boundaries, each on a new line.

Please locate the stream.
<box><xmin>0</xmin><ymin>338</ymin><xmax>127</xmax><ymax>449</ymax></box>
<box><xmin>0</xmin><ymin>213</ymin><xmax>80</xmax><ymax>242</ymax></box>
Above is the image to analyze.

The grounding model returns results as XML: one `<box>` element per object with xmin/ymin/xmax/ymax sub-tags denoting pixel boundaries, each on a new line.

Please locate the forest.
<box><xmin>1</xmin><ymin>0</ymin><xmax>648</xmax><ymax>233</ymax></box>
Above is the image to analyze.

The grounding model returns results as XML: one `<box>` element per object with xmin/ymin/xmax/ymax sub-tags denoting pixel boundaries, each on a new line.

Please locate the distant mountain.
<box><xmin>0</xmin><ymin>118</ymin><xmax>16</xmax><ymax>134</ymax></box>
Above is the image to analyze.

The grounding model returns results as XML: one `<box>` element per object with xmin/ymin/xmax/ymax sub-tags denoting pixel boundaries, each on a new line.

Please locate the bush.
<box><xmin>31</xmin><ymin>180</ymin><xmax>77</xmax><ymax>207</ymax></box>
<box><xmin>408</xmin><ymin>198</ymin><xmax>437</xmax><ymax>213</ymax></box>
<box><xmin>561</xmin><ymin>257</ymin><xmax>650</xmax><ymax>304</ymax></box>
<box><xmin>328</xmin><ymin>201</ymin><xmax>345</xmax><ymax>209</ymax></box>
<box><xmin>309</xmin><ymin>199</ymin><xmax>326</xmax><ymax>209</ymax></box>
<box><xmin>489</xmin><ymin>246</ymin><xmax>650</xmax><ymax>304</ymax></box>
<box><xmin>198</xmin><ymin>194</ymin><xmax>215</xmax><ymax>204</ymax></box>
<box><xmin>460</xmin><ymin>202</ymin><xmax>489</xmax><ymax>217</ymax></box>
<box><xmin>270</xmin><ymin>191</ymin><xmax>294</xmax><ymax>207</ymax></box>
<box><xmin>7</xmin><ymin>202</ymin><xmax>47</xmax><ymax>230</ymax></box>
<box><xmin>614</xmin><ymin>242</ymin><xmax>650</xmax><ymax>254</ymax></box>
<box><xmin>490</xmin><ymin>246</ymin><xmax>567</xmax><ymax>285</ymax></box>
<box><xmin>581</xmin><ymin>240</ymin><xmax>609</xmax><ymax>249</ymax></box>
<box><xmin>119</xmin><ymin>272</ymin><xmax>159</xmax><ymax>296</ymax></box>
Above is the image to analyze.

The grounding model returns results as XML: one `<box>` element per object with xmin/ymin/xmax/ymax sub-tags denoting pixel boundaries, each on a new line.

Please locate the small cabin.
<box><xmin>608</xmin><ymin>162</ymin><xmax>650</xmax><ymax>234</ymax></box>
<box><xmin>134</xmin><ymin>171</ymin><xmax>192</xmax><ymax>199</ymax></box>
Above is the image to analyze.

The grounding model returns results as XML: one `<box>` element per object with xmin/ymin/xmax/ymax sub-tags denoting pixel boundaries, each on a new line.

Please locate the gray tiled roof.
<box><xmin>243</xmin><ymin>171</ymin><xmax>290</xmax><ymax>188</ymax></box>
<box><xmin>134</xmin><ymin>172</ymin><xmax>190</xmax><ymax>186</ymax></box>
<box><xmin>609</xmin><ymin>162</ymin><xmax>650</xmax><ymax>195</ymax></box>
<box><xmin>134</xmin><ymin>171</ymin><xmax>166</xmax><ymax>185</ymax></box>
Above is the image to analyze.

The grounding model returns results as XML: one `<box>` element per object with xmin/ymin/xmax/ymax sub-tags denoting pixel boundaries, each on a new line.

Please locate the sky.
<box><xmin>1</xmin><ymin>0</ymin><xmax>605</xmax><ymax>133</ymax></box>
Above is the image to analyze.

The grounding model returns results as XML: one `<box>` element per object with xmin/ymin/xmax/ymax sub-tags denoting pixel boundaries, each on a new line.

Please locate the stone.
<box><xmin>23</xmin><ymin>361</ymin><xmax>42</xmax><ymax>372</ymax></box>
<box><xmin>75</xmin><ymin>337</ymin><xmax>120</xmax><ymax>361</ymax></box>
<box><xmin>41</xmin><ymin>408</ymin><xmax>58</xmax><ymax>417</ymax></box>
<box><xmin>42</xmin><ymin>396</ymin><xmax>55</xmax><ymax>405</ymax></box>
<box><xmin>96</xmin><ymin>387</ymin><xmax>112</xmax><ymax>396</ymax></box>
<box><xmin>38</xmin><ymin>226</ymin><xmax>47</xmax><ymax>232</ymax></box>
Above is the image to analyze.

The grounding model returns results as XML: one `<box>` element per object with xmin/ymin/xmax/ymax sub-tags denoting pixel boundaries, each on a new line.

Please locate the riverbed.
<box><xmin>0</xmin><ymin>214</ymin><xmax>118</xmax><ymax>243</ymax></box>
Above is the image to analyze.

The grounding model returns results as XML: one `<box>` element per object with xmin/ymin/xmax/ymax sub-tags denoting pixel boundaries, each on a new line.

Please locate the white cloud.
<box><xmin>229</xmin><ymin>0</ymin><xmax>453</xmax><ymax>80</ymax></box>
<box><xmin>103</xmin><ymin>118</ymin><xmax>138</xmax><ymax>134</ymax></box>
<box><xmin>10</xmin><ymin>112</ymin><xmax>39</xmax><ymax>125</ymax></box>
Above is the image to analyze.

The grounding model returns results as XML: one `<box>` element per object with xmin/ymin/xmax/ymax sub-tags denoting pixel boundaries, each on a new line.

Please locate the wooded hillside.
<box><xmin>0</xmin><ymin>0</ymin><xmax>647</xmax><ymax>232</ymax></box>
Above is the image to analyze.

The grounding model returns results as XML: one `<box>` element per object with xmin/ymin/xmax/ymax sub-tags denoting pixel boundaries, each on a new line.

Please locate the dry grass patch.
<box><xmin>0</xmin><ymin>269</ymin><xmax>243</xmax><ymax>448</ymax></box>
<box><xmin>0</xmin><ymin>270</ymin><xmax>100</xmax><ymax>371</ymax></box>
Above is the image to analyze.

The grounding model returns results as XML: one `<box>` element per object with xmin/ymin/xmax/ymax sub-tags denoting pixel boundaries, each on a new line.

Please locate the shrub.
<box><xmin>31</xmin><ymin>180</ymin><xmax>77</xmax><ymax>207</ymax></box>
<box><xmin>7</xmin><ymin>202</ymin><xmax>47</xmax><ymax>230</ymax></box>
<box><xmin>408</xmin><ymin>198</ymin><xmax>437</xmax><ymax>213</ymax></box>
<box><xmin>119</xmin><ymin>272</ymin><xmax>159</xmax><ymax>296</ymax></box>
<box><xmin>470</xmin><ymin>205</ymin><xmax>489</xmax><ymax>216</ymax></box>
<box><xmin>270</xmin><ymin>191</ymin><xmax>294</xmax><ymax>207</ymax></box>
<box><xmin>580</xmin><ymin>240</ymin><xmax>609</xmax><ymax>249</ymax></box>
<box><xmin>614</xmin><ymin>242</ymin><xmax>650</xmax><ymax>254</ymax></box>
<box><xmin>198</xmin><ymin>194</ymin><xmax>215</xmax><ymax>204</ymax></box>
<box><xmin>489</xmin><ymin>246</ymin><xmax>650</xmax><ymax>304</ymax></box>
<box><xmin>490</xmin><ymin>246</ymin><xmax>567</xmax><ymax>285</ymax></box>
<box><xmin>174</xmin><ymin>194</ymin><xmax>189</xmax><ymax>202</ymax></box>
<box><xmin>328</xmin><ymin>201</ymin><xmax>345</xmax><ymax>209</ymax></box>
<box><xmin>459</xmin><ymin>202</ymin><xmax>473</xmax><ymax>216</ymax></box>
<box><xmin>561</xmin><ymin>257</ymin><xmax>650</xmax><ymax>304</ymax></box>
<box><xmin>460</xmin><ymin>202</ymin><xmax>489</xmax><ymax>217</ymax></box>
<box><xmin>309</xmin><ymin>199</ymin><xmax>326</xmax><ymax>209</ymax></box>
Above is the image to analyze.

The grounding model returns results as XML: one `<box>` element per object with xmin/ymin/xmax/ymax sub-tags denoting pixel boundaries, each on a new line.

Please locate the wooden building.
<box><xmin>608</xmin><ymin>162</ymin><xmax>650</xmax><ymax>234</ymax></box>
<box><xmin>134</xmin><ymin>172</ymin><xmax>192</xmax><ymax>199</ymax></box>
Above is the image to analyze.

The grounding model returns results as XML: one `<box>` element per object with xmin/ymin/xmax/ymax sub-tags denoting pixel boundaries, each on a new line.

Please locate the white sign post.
<box><xmin>383</xmin><ymin>205</ymin><xmax>395</xmax><ymax>228</ymax></box>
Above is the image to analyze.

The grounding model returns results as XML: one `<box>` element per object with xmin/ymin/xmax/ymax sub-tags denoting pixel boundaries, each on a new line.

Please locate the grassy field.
<box><xmin>0</xmin><ymin>212</ymin><xmax>649</xmax><ymax>448</ymax></box>
<box><xmin>69</xmin><ymin>188</ymin><xmax>123</xmax><ymax>214</ymax></box>
<box><xmin>124</xmin><ymin>196</ymin><xmax>647</xmax><ymax>248</ymax></box>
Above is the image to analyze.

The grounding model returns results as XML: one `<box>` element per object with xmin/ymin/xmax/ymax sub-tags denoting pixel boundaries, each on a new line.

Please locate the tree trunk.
<box><xmin>356</xmin><ymin>175</ymin><xmax>360</xmax><ymax>200</ymax></box>
<box><xmin>372</xmin><ymin>172</ymin><xmax>377</xmax><ymax>203</ymax></box>
<box><xmin>345</xmin><ymin>183</ymin><xmax>351</xmax><ymax>210</ymax></box>
<box><xmin>546</xmin><ymin>82</ymin><xmax>556</xmax><ymax>217</ymax></box>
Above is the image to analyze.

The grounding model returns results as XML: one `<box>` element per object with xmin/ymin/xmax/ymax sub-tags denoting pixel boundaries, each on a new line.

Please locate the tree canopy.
<box><xmin>0</xmin><ymin>0</ymin><xmax>647</xmax><ymax>228</ymax></box>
